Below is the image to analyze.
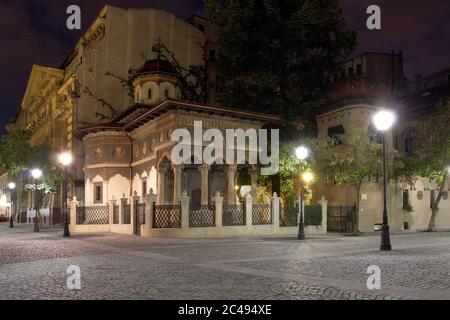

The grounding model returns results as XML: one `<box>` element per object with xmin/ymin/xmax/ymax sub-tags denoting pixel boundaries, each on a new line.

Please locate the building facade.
<box><xmin>6</xmin><ymin>5</ymin><xmax>219</xmax><ymax>224</ymax></box>
<box><xmin>316</xmin><ymin>52</ymin><xmax>450</xmax><ymax>233</ymax></box>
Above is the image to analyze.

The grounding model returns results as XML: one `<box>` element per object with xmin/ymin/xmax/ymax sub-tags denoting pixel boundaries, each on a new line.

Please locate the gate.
<box><xmin>135</xmin><ymin>202</ymin><xmax>145</xmax><ymax>235</ymax></box>
<box><xmin>327</xmin><ymin>205</ymin><xmax>356</xmax><ymax>233</ymax></box>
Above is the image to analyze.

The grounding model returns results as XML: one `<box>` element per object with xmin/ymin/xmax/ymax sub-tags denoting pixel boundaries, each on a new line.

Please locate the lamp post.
<box><xmin>373</xmin><ymin>110</ymin><xmax>396</xmax><ymax>251</ymax></box>
<box><xmin>8</xmin><ymin>182</ymin><xmax>16</xmax><ymax>228</ymax></box>
<box><xmin>31</xmin><ymin>168</ymin><xmax>42</xmax><ymax>233</ymax></box>
<box><xmin>59</xmin><ymin>152</ymin><xmax>73</xmax><ymax>237</ymax></box>
<box><xmin>295</xmin><ymin>146</ymin><xmax>309</xmax><ymax>240</ymax></box>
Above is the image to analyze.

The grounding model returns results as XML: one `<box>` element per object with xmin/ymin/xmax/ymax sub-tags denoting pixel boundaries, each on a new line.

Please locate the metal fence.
<box><xmin>189</xmin><ymin>205</ymin><xmax>215</xmax><ymax>227</ymax></box>
<box><xmin>123</xmin><ymin>204</ymin><xmax>131</xmax><ymax>224</ymax></box>
<box><xmin>153</xmin><ymin>204</ymin><xmax>181</xmax><ymax>228</ymax></box>
<box><xmin>327</xmin><ymin>205</ymin><xmax>356</xmax><ymax>233</ymax></box>
<box><xmin>222</xmin><ymin>204</ymin><xmax>245</xmax><ymax>226</ymax></box>
<box><xmin>113</xmin><ymin>204</ymin><xmax>119</xmax><ymax>224</ymax></box>
<box><xmin>280</xmin><ymin>207</ymin><xmax>297</xmax><ymax>227</ymax></box>
<box><xmin>137</xmin><ymin>202</ymin><xmax>146</xmax><ymax>226</ymax></box>
<box><xmin>252</xmin><ymin>203</ymin><xmax>272</xmax><ymax>225</ymax></box>
<box><xmin>76</xmin><ymin>205</ymin><xmax>109</xmax><ymax>225</ymax></box>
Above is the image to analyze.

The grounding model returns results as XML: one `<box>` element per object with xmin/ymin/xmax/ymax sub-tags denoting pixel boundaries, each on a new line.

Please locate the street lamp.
<box><xmin>373</xmin><ymin>110</ymin><xmax>396</xmax><ymax>251</ymax></box>
<box><xmin>58</xmin><ymin>152</ymin><xmax>73</xmax><ymax>237</ymax></box>
<box><xmin>31</xmin><ymin>168</ymin><xmax>42</xmax><ymax>232</ymax></box>
<box><xmin>295</xmin><ymin>146</ymin><xmax>309</xmax><ymax>240</ymax></box>
<box><xmin>8</xmin><ymin>182</ymin><xmax>16</xmax><ymax>228</ymax></box>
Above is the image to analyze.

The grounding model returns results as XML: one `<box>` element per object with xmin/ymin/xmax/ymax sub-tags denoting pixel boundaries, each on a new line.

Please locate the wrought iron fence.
<box><xmin>137</xmin><ymin>202</ymin><xmax>146</xmax><ymax>226</ymax></box>
<box><xmin>153</xmin><ymin>204</ymin><xmax>181</xmax><ymax>228</ymax></box>
<box><xmin>189</xmin><ymin>205</ymin><xmax>215</xmax><ymax>227</ymax></box>
<box><xmin>222</xmin><ymin>204</ymin><xmax>245</xmax><ymax>226</ymax></box>
<box><xmin>123</xmin><ymin>204</ymin><xmax>131</xmax><ymax>224</ymax></box>
<box><xmin>252</xmin><ymin>203</ymin><xmax>272</xmax><ymax>225</ymax></box>
<box><xmin>327</xmin><ymin>205</ymin><xmax>356</xmax><ymax>233</ymax></box>
<box><xmin>76</xmin><ymin>205</ymin><xmax>109</xmax><ymax>225</ymax></box>
<box><xmin>113</xmin><ymin>204</ymin><xmax>119</xmax><ymax>224</ymax></box>
<box><xmin>280</xmin><ymin>207</ymin><xmax>297</xmax><ymax>227</ymax></box>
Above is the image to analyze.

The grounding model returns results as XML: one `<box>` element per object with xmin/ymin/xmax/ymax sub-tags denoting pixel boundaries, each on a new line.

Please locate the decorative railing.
<box><xmin>137</xmin><ymin>202</ymin><xmax>146</xmax><ymax>226</ymax></box>
<box><xmin>252</xmin><ymin>203</ymin><xmax>272</xmax><ymax>225</ymax></box>
<box><xmin>153</xmin><ymin>204</ymin><xmax>181</xmax><ymax>228</ymax></box>
<box><xmin>327</xmin><ymin>205</ymin><xmax>356</xmax><ymax>233</ymax></box>
<box><xmin>189</xmin><ymin>205</ymin><xmax>215</xmax><ymax>227</ymax></box>
<box><xmin>222</xmin><ymin>204</ymin><xmax>245</xmax><ymax>226</ymax></box>
<box><xmin>123</xmin><ymin>204</ymin><xmax>131</xmax><ymax>224</ymax></box>
<box><xmin>280</xmin><ymin>207</ymin><xmax>298</xmax><ymax>227</ymax></box>
<box><xmin>76</xmin><ymin>205</ymin><xmax>109</xmax><ymax>225</ymax></box>
<box><xmin>113</xmin><ymin>204</ymin><xmax>119</xmax><ymax>224</ymax></box>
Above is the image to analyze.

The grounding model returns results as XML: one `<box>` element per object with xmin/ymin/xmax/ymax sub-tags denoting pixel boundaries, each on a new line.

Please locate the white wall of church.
<box><xmin>108</xmin><ymin>174</ymin><xmax>130</xmax><ymax>201</ymax></box>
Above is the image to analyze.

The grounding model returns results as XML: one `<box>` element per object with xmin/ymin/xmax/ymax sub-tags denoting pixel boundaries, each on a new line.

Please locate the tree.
<box><xmin>205</xmin><ymin>0</ymin><xmax>357</xmax><ymax>125</ymax></box>
<box><xmin>396</xmin><ymin>99</ymin><xmax>450</xmax><ymax>232</ymax></box>
<box><xmin>313</xmin><ymin>127</ymin><xmax>382</xmax><ymax>233</ymax></box>
<box><xmin>0</xmin><ymin>129</ymin><xmax>63</xmax><ymax>226</ymax></box>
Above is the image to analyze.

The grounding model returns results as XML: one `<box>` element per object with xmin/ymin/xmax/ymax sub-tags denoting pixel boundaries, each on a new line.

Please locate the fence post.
<box><xmin>143</xmin><ymin>189</ymin><xmax>157</xmax><ymax>230</ymax></box>
<box><xmin>108</xmin><ymin>197</ymin><xmax>116</xmax><ymax>225</ymax></box>
<box><xmin>319</xmin><ymin>196</ymin><xmax>328</xmax><ymax>234</ymax></box>
<box><xmin>180</xmin><ymin>191</ymin><xmax>190</xmax><ymax>229</ymax></box>
<box><xmin>120</xmin><ymin>195</ymin><xmax>127</xmax><ymax>224</ymax></box>
<box><xmin>131</xmin><ymin>191</ymin><xmax>140</xmax><ymax>234</ymax></box>
<box><xmin>68</xmin><ymin>196</ymin><xmax>79</xmax><ymax>232</ymax></box>
<box><xmin>213</xmin><ymin>191</ymin><xmax>223</xmax><ymax>227</ymax></box>
<box><xmin>245</xmin><ymin>193</ymin><xmax>253</xmax><ymax>226</ymax></box>
<box><xmin>271</xmin><ymin>192</ymin><xmax>280</xmax><ymax>229</ymax></box>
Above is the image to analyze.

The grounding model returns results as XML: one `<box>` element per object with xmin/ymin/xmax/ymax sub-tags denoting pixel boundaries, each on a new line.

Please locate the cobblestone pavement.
<box><xmin>1</xmin><ymin>223</ymin><xmax>449</xmax><ymax>300</ymax></box>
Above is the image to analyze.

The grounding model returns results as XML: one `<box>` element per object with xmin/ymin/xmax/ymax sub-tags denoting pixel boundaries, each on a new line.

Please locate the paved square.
<box><xmin>0</xmin><ymin>223</ymin><xmax>449</xmax><ymax>300</ymax></box>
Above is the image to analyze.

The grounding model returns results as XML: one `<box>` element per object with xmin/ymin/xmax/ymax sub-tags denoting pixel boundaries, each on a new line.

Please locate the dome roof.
<box><xmin>134</xmin><ymin>59</ymin><xmax>179</xmax><ymax>77</ymax></box>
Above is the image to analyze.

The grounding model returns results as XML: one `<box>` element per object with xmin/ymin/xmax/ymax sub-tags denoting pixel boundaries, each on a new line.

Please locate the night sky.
<box><xmin>0</xmin><ymin>0</ymin><xmax>449</xmax><ymax>133</ymax></box>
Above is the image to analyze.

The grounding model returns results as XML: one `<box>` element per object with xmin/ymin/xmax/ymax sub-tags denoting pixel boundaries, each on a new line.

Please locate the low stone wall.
<box><xmin>69</xmin><ymin>192</ymin><xmax>328</xmax><ymax>238</ymax></box>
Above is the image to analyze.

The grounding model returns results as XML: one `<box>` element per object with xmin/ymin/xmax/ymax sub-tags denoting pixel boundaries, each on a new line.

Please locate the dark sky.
<box><xmin>0</xmin><ymin>0</ymin><xmax>449</xmax><ymax>133</ymax></box>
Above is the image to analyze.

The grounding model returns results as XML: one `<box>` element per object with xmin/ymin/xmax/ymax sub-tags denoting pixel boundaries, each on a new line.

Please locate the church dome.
<box><xmin>135</xmin><ymin>59</ymin><xmax>179</xmax><ymax>77</ymax></box>
<box><xmin>132</xmin><ymin>59</ymin><xmax>181</xmax><ymax>104</ymax></box>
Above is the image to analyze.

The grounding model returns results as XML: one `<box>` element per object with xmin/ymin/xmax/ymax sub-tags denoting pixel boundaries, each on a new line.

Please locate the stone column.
<box><xmin>213</xmin><ymin>191</ymin><xmax>223</xmax><ymax>228</ymax></box>
<box><xmin>271</xmin><ymin>192</ymin><xmax>280</xmax><ymax>229</ymax></box>
<box><xmin>226</xmin><ymin>165</ymin><xmax>237</xmax><ymax>205</ymax></box>
<box><xmin>120</xmin><ymin>195</ymin><xmax>127</xmax><ymax>224</ymax></box>
<box><xmin>319</xmin><ymin>196</ymin><xmax>328</xmax><ymax>234</ymax></box>
<box><xmin>180</xmin><ymin>191</ymin><xmax>190</xmax><ymax>229</ymax></box>
<box><xmin>199</xmin><ymin>164</ymin><xmax>210</xmax><ymax>205</ymax></box>
<box><xmin>173</xmin><ymin>164</ymin><xmax>182</xmax><ymax>204</ymax></box>
<box><xmin>143</xmin><ymin>189</ymin><xmax>157</xmax><ymax>230</ymax></box>
<box><xmin>68</xmin><ymin>196</ymin><xmax>79</xmax><ymax>232</ymax></box>
<box><xmin>108</xmin><ymin>198</ymin><xmax>117</xmax><ymax>225</ymax></box>
<box><xmin>249</xmin><ymin>167</ymin><xmax>259</xmax><ymax>200</ymax></box>
<box><xmin>157</xmin><ymin>167</ymin><xmax>166</xmax><ymax>205</ymax></box>
<box><xmin>245</xmin><ymin>193</ymin><xmax>253</xmax><ymax>227</ymax></box>
<box><xmin>131</xmin><ymin>192</ymin><xmax>140</xmax><ymax>234</ymax></box>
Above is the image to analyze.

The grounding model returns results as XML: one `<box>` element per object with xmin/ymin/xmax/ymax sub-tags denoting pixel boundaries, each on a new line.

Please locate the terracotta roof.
<box><xmin>134</xmin><ymin>59</ymin><xmax>179</xmax><ymax>77</ymax></box>
<box><xmin>75</xmin><ymin>99</ymin><xmax>282</xmax><ymax>138</ymax></box>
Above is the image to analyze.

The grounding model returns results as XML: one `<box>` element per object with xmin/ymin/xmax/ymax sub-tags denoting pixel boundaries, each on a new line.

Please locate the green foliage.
<box><xmin>0</xmin><ymin>129</ymin><xmax>64</xmax><ymax>190</ymax></box>
<box><xmin>314</xmin><ymin>127</ymin><xmax>381</xmax><ymax>190</ymax></box>
<box><xmin>205</xmin><ymin>0</ymin><xmax>357</xmax><ymax>123</ymax></box>
<box><xmin>403</xmin><ymin>203</ymin><xmax>414</xmax><ymax>213</ymax></box>
<box><xmin>0</xmin><ymin>129</ymin><xmax>32</xmax><ymax>177</ymax></box>
<box><xmin>396</xmin><ymin>99</ymin><xmax>450</xmax><ymax>184</ymax></box>
<box><xmin>305</xmin><ymin>204</ymin><xmax>322</xmax><ymax>225</ymax></box>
